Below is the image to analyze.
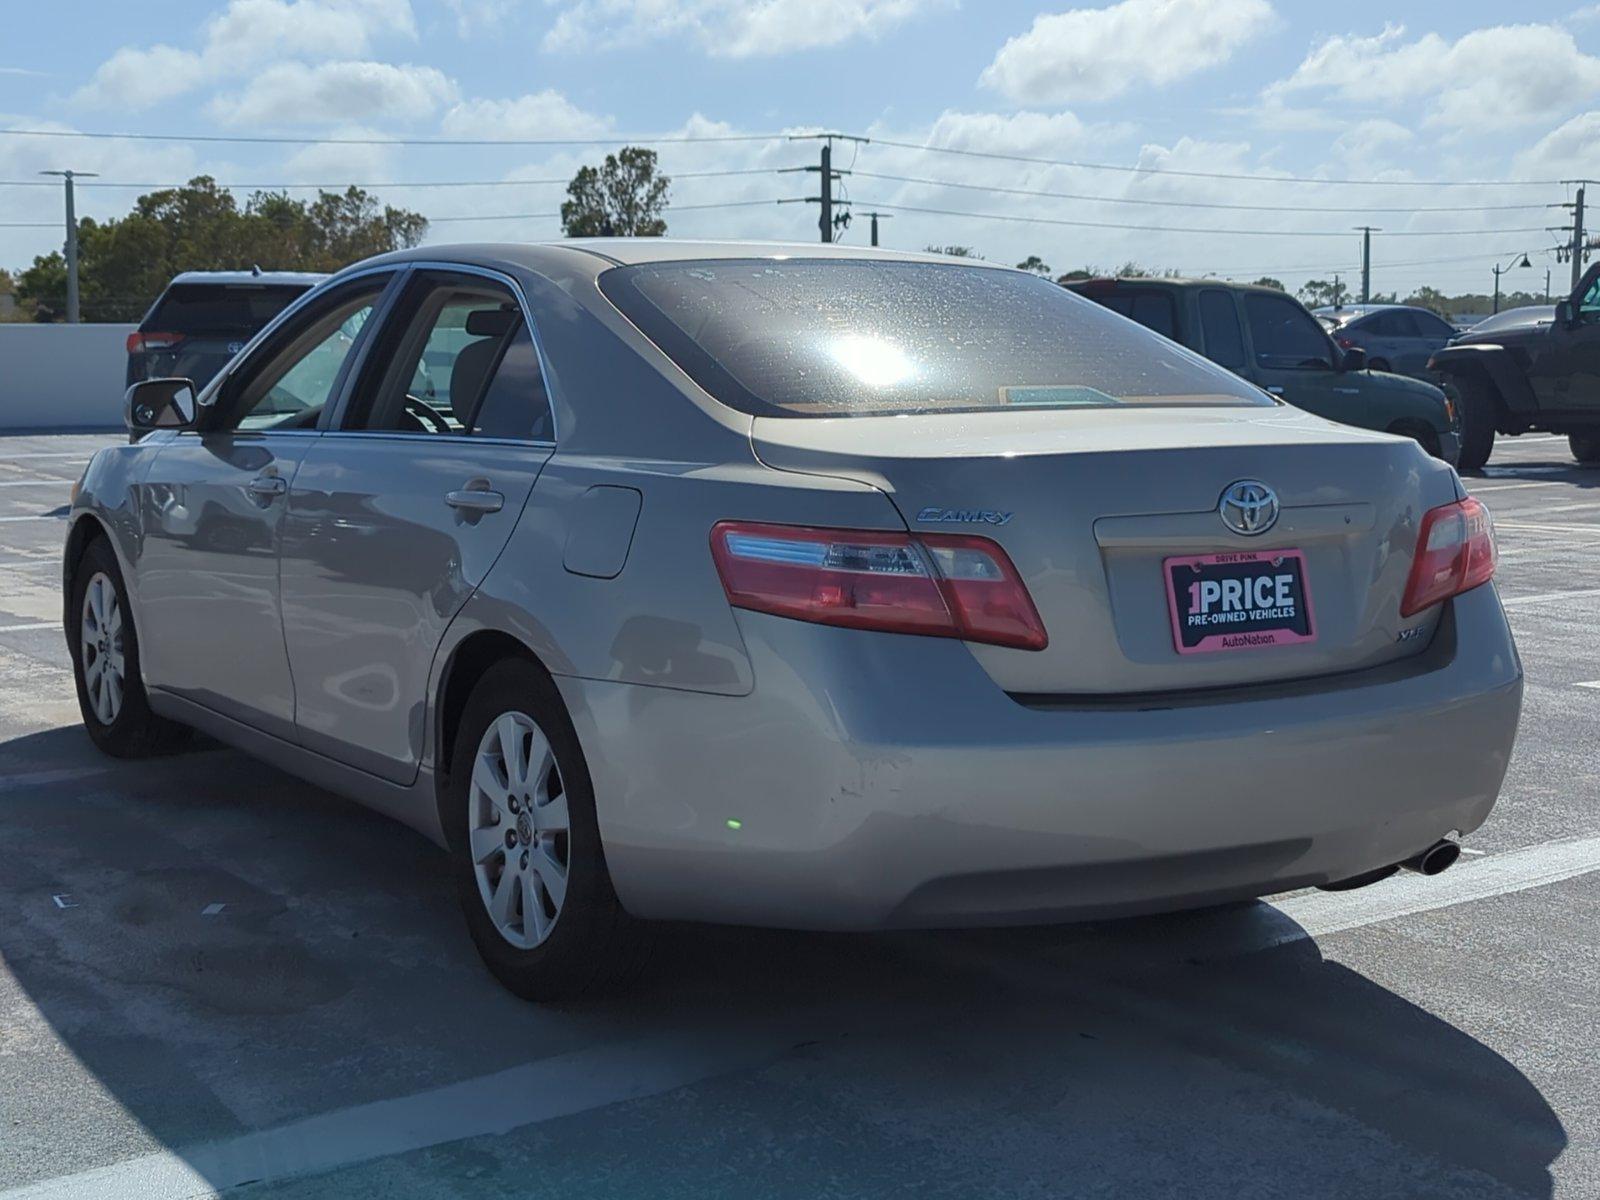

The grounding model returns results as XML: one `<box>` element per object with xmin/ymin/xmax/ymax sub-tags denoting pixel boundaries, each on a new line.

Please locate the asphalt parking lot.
<box><xmin>0</xmin><ymin>431</ymin><xmax>1597</xmax><ymax>1199</ymax></box>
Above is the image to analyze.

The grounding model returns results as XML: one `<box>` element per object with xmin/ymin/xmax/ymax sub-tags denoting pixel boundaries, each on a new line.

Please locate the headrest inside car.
<box><xmin>465</xmin><ymin>308</ymin><xmax>519</xmax><ymax>338</ymax></box>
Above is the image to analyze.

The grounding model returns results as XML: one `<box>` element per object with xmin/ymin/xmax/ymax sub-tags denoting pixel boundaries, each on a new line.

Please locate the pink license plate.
<box><xmin>1164</xmin><ymin>549</ymin><xmax>1317</xmax><ymax>655</ymax></box>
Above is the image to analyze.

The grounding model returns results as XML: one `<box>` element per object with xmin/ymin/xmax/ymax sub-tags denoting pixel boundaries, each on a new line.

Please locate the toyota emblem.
<box><xmin>1218</xmin><ymin>480</ymin><xmax>1280</xmax><ymax>536</ymax></box>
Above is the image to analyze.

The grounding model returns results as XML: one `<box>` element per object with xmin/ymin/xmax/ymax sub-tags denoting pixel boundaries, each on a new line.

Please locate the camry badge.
<box><xmin>1218</xmin><ymin>480</ymin><xmax>1279</xmax><ymax>537</ymax></box>
<box><xmin>916</xmin><ymin>507</ymin><xmax>1014</xmax><ymax>526</ymax></box>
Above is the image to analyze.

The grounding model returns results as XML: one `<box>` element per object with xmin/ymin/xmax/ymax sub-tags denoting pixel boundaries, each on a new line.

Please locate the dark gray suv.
<box><xmin>126</xmin><ymin>270</ymin><xmax>325</xmax><ymax>391</ymax></box>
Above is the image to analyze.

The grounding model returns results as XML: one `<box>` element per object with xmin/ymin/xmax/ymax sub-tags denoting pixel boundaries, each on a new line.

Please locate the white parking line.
<box><xmin>1268</xmin><ymin>833</ymin><xmax>1600</xmax><ymax>944</ymax></box>
<box><xmin>0</xmin><ymin>451</ymin><xmax>95</xmax><ymax>461</ymax></box>
<box><xmin>0</xmin><ymin>514</ymin><xmax>66</xmax><ymax>523</ymax></box>
<box><xmin>1576</xmin><ymin>681</ymin><xmax>1600</xmax><ymax>690</ymax></box>
<box><xmin>1500</xmin><ymin>587</ymin><xmax>1600</xmax><ymax>608</ymax></box>
<box><xmin>0</xmin><ymin>1027</ymin><xmax>806</xmax><ymax>1200</ymax></box>
<box><xmin>1471</xmin><ymin>480</ymin><xmax>1570</xmax><ymax>493</ymax></box>
<box><xmin>1494</xmin><ymin>520</ymin><xmax>1600</xmax><ymax>535</ymax></box>
<box><xmin>0</xmin><ymin>480</ymin><xmax>73</xmax><ymax>488</ymax></box>
<box><xmin>0</xmin><ymin>622</ymin><xmax>57</xmax><ymax>634</ymax></box>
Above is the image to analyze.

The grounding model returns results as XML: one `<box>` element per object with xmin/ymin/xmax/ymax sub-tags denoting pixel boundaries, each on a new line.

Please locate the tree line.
<box><xmin>0</xmin><ymin>146</ymin><xmax>1553</xmax><ymax>325</ymax></box>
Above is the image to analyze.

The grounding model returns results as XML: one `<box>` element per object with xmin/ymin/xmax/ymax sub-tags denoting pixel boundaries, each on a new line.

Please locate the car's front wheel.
<box><xmin>1453</xmin><ymin>375</ymin><xmax>1496</xmax><ymax>471</ymax></box>
<box><xmin>448</xmin><ymin>659</ymin><xmax>646</xmax><ymax>1000</ymax></box>
<box><xmin>1571</xmin><ymin>432</ymin><xmax>1600</xmax><ymax>465</ymax></box>
<box><xmin>69</xmin><ymin>536</ymin><xmax>189</xmax><ymax>757</ymax></box>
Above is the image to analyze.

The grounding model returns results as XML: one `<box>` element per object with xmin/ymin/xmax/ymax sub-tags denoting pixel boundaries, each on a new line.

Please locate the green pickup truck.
<box><xmin>1066</xmin><ymin>277</ymin><xmax>1460</xmax><ymax>464</ymax></box>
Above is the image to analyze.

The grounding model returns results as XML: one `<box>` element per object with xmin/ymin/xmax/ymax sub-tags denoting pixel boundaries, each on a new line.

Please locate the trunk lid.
<box><xmin>752</xmin><ymin>404</ymin><xmax>1461</xmax><ymax>696</ymax></box>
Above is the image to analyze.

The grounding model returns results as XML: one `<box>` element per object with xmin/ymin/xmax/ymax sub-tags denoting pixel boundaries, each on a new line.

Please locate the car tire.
<box><xmin>1453</xmin><ymin>376</ymin><xmax>1496</xmax><ymax>471</ymax></box>
<box><xmin>448</xmin><ymin>658</ymin><xmax>647</xmax><ymax>1001</ymax></box>
<box><xmin>1570</xmin><ymin>433</ymin><xmax>1600</xmax><ymax>465</ymax></box>
<box><xmin>69</xmin><ymin>535</ymin><xmax>190</xmax><ymax>758</ymax></box>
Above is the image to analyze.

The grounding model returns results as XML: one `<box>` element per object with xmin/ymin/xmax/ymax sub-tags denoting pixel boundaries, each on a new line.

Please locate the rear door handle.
<box><xmin>446</xmin><ymin>487</ymin><xmax>504</xmax><ymax>514</ymax></box>
<box><xmin>247</xmin><ymin>474</ymin><xmax>287</xmax><ymax>498</ymax></box>
<box><xmin>1266</xmin><ymin>386</ymin><xmax>1285</xmax><ymax>395</ymax></box>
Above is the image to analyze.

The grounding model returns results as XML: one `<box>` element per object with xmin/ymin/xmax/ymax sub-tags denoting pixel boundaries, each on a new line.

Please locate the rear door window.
<box><xmin>145</xmin><ymin>284</ymin><xmax>309</xmax><ymax>335</ymax></box>
<box><xmin>348</xmin><ymin>275</ymin><xmax>554</xmax><ymax>441</ymax></box>
<box><xmin>1198</xmin><ymin>290</ymin><xmax>1246</xmax><ymax>370</ymax></box>
<box><xmin>1098</xmin><ymin>291</ymin><xmax>1178</xmax><ymax>341</ymax></box>
<box><xmin>1243</xmin><ymin>294</ymin><xmax>1336</xmax><ymax>370</ymax></box>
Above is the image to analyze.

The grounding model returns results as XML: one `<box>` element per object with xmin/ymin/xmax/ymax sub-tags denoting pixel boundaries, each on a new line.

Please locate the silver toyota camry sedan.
<box><xmin>66</xmin><ymin>241</ymin><xmax>1523</xmax><ymax>999</ymax></box>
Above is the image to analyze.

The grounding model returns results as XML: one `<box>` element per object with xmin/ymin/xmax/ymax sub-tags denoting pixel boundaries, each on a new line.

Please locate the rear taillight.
<box><xmin>1335</xmin><ymin>335</ymin><xmax>1356</xmax><ymax>349</ymax></box>
<box><xmin>1400</xmin><ymin>497</ymin><xmax>1497</xmax><ymax>617</ymax></box>
<box><xmin>710</xmin><ymin>521</ymin><xmax>1048</xmax><ymax>651</ymax></box>
<box><xmin>126</xmin><ymin>331</ymin><xmax>184</xmax><ymax>355</ymax></box>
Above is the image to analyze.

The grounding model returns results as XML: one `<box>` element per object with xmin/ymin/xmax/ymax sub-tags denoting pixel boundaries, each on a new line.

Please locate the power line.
<box><xmin>0</xmin><ymin>168</ymin><xmax>784</xmax><ymax>189</ymax></box>
<box><xmin>849</xmin><ymin>170</ymin><xmax>1554</xmax><ymax>214</ymax></box>
<box><xmin>847</xmin><ymin>200</ymin><xmax>1555</xmax><ymax>238</ymax></box>
<box><xmin>865</xmin><ymin>137</ymin><xmax>1561</xmax><ymax>188</ymax></box>
<box><xmin>0</xmin><ymin>197</ymin><xmax>791</xmax><ymax>229</ymax></box>
<box><xmin>0</xmin><ymin>125</ymin><xmax>1568</xmax><ymax>189</ymax></box>
<box><xmin>0</xmin><ymin>127</ymin><xmax>785</xmax><ymax>147</ymax></box>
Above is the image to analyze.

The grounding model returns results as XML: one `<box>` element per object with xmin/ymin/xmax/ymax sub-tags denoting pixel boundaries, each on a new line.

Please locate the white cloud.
<box><xmin>74</xmin><ymin>0</ymin><xmax>417</xmax><ymax>110</ymax></box>
<box><xmin>1513</xmin><ymin>109</ymin><xmax>1600</xmax><ymax>179</ymax></box>
<box><xmin>209</xmin><ymin>61</ymin><xmax>456</xmax><ymax>126</ymax></box>
<box><xmin>542</xmin><ymin>0</ymin><xmax>947</xmax><ymax>58</ymax></box>
<box><xmin>73</xmin><ymin>45</ymin><xmax>204</xmax><ymax>111</ymax></box>
<box><xmin>441</xmin><ymin>0</ymin><xmax>518</xmax><ymax>36</ymax></box>
<box><xmin>441</xmin><ymin>90</ymin><xmax>613</xmax><ymax>139</ymax></box>
<box><xmin>1264</xmin><ymin>22</ymin><xmax>1600</xmax><ymax>132</ymax></box>
<box><xmin>1332</xmin><ymin>118</ymin><xmax>1414</xmax><ymax>164</ymax></box>
<box><xmin>980</xmin><ymin>0</ymin><xmax>1277</xmax><ymax>106</ymax></box>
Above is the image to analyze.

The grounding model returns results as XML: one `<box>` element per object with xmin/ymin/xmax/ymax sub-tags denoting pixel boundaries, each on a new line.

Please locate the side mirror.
<box><xmin>1556</xmin><ymin>299</ymin><xmax>1576</xmax><ymax>329</ymax></box>
<box><xmin>125</xmin><ymin>378</ymin><xmax>197</xmax><ymax>434</ymax></box>
<box><xmin>1340</xmin><ymin>346</ymin><xmax>1368</xmax><ymax>373</ymax></box>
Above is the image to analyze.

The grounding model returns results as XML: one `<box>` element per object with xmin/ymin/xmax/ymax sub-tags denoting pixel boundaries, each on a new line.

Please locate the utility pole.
<box><xmin>1354</xmin><ymin>226</ymin><xmax>1379</xmax><ymax>303</ymax></box>
<box><xmin>1546</xmin><ymin>268</ymin><xmax>1552</xmax><ymax>303</ymax></box>
<box><xmin>39</xmin><ymin>169</ymin><xmax>98</xmax><ymax>323</ymax></box>
<box><xmin>1332</xmin><ymin>273</ymin><xmax>1345</xmax><ymax>308</ymax></box>
<box><xmin>1557</xmin><ymin>181</ymin><xmax>1593</xmax><ymax>292</ymax></box>
<box><xmin>861</xmin><ymin>211</ymin><xmax>892</xmax><ymax>247</ymax></box>
<box><xmin>783</xmin><ymin>133</ymin><xmax>866</xmax><ymax>243</ymax></box>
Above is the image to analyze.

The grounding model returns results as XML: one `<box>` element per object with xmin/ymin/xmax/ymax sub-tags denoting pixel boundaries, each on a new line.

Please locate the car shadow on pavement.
<box><xmin>0</xmin><ymin>724</ymin><xmax>1566</xmax><ymax>1200</ymax></box>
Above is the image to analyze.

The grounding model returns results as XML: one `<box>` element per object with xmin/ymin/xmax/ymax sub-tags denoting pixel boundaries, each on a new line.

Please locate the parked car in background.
<box><xmin>1066</xmin><ymin>278</ymin><xmax>1460</xmax><ymax>462</ymax></box>
<box><xmin>126</xmin><ymin>269</ymin><xmax>326</xmax><ymax>391</ymax></box>
<box><xmin>1430</xmin><ymin>263</ymin><xmax>1600</xmax><ymax>469</ymax></box>
<box><xmin>1313</xmin><ymin>304</ymin><xmax>1458</xmax><ymax>381</ymax></box>
<box><xmin>70</xmin><ymin>242</ymin><xmax>1518</xmax><ymax>1000</ymax></box>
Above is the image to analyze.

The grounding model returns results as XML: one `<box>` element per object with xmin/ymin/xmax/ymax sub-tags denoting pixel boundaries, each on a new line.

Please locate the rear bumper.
<box><xmin>559</xmin><ymin>585</ymin><xmax>1522</xmax><ymax>929</ymax></box>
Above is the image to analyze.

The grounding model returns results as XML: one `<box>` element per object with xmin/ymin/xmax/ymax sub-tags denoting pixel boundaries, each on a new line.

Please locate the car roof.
<box><xmin>1064</xmin><ymin>276</ymin><xmax>1289</xmax><ymax>297</ymax></box>
<box><xmin>167</xmin><ymin>270</ymin><xmax>328</xmax><ymax>287</ymax></box>
<box><xmin>340</xmin><ymin>239</ymin><xmax>1011</xmax><ymax>283</ymax></box>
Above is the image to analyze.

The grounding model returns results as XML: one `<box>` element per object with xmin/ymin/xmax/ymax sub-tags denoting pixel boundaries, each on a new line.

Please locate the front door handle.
<box><xmin>446</xmin><ymin>486</ymin><xmax>504</xmax><ymax>514</ymax></box>
<box><xmin>247</xmin><ymin>474</ymin><xmax>287</xmax><ymax>498</ymax></box>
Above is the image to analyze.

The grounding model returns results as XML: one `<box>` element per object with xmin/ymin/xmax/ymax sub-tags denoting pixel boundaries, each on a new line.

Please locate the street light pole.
<box><xmin>39</xmin><ymin>169</ymin><xmax>98</xmax><ymax>323</ymax></box>
<box><xmin>1491</xmin><ymin>253</ymin><xmax>1532</xmax><ymax>315</ymax></box>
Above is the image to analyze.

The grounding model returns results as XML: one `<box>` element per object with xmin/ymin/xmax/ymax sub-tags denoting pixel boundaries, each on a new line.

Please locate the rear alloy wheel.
<box><xmin>1570</xmin><ymin>433</ymin><xmax>1600</xmax><ymax>465</ymax></box>
<box><xmin>467</xmin><ymin>711</ymin><xmax>570</xmax><ymax>950</ymax></box>
<box><xmin>448</xmin><ymin>659</ymin><xmax>646</xmax><ymax>1000</ymax></box>
<box><xmin>69</xmin><ymin>536</ymin><xmax>189</xmax><ymax>757</ymax></box>
<box><xmin>1453</xmin><ymin>375</ymin><xmax>1496</xmax><ymax>471</ymax></box>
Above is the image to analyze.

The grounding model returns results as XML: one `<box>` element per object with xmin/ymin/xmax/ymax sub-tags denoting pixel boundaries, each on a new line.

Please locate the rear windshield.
<box><xmin>600</xmin><ymin>259</ymin><xmax>1270</xmax><ymax>418</ymax></box>
<box><xmin>145</xmin><ymin>283</ymin><xmax>310</xmax><ymax>335</ymax></box>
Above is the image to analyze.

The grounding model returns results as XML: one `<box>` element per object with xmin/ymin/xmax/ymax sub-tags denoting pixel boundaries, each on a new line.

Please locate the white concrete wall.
<box><xmin>0</xmin><ymin>324</ymin><xmax>135</xmax><ymax>431</ymax></box>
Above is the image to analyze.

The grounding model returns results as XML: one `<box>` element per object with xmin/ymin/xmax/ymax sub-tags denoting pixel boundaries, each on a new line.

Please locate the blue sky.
<box><xmin>4</xmin><ymin>0</ymin><xmax>1599</xmax><ymax>296</ymax></box>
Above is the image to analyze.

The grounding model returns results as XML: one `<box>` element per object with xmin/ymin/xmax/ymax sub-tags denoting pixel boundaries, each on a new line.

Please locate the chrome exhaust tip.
<box><xmin>1400</xmin><ymin>838</ymin><xmax>1462</xmax><ymax>877</ymax></box>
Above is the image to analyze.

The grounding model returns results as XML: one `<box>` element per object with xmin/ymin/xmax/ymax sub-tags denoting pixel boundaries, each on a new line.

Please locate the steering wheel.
<box><xmin>402</xmin><ymin>395</ymin><xmax>452</xmax><ymax>434</ymax></box>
